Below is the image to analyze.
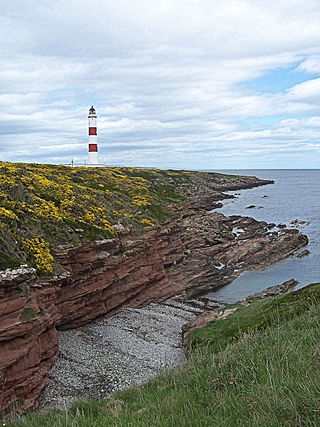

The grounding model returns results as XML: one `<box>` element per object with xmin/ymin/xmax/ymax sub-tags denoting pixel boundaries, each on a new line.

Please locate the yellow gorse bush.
<box><xmin>132</xmin><ymin>195</ymin><xmax>151</xmax><ymax>206</ymax></box>
<box><xmin>21</xmin><ymin>237</ymin><xmax>54</xmax><ymax>273</ymax></box>
<box><xmin>0</xmin><ymin>161</ymin><xmax>193</xmax><ymax>273</ymax></box>
<box><xmin>140</xmin><ymin>218</ymin><xmax>154</xmax><ymax>226</ymax></box>
<box><xmin>33</xmin><ymin>198</ymin><xmax>63</xmax><ymax>221</ymax></box>
<box><xmin>0</xmin><ymin>207</ymin><xmax>18</xmax><ymax>222</ymax></box>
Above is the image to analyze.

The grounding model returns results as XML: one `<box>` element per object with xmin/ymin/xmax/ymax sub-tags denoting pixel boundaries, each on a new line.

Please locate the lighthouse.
<box><xmin>88</xmin><ymin>106</ymin><xmax>98</xmax><ymax>165</ymax></box>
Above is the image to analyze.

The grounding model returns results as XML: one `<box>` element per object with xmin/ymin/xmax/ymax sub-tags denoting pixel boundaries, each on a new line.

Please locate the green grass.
<box><xmin>19</xmin><ymin>307</ymin><xmax>37</xmax><ymax>321</ymax></box>
<box><xmin>6</xmin><ymin>283</ymin><xmax>320</xmax><ymax>426</ymax></box>
<box><xmin>188</xmin><ymin>282</ymin><xmax>320</xmax><ymax>352</ymax></box>
<box><xmin>0</xmin><ymin>250</ymin><xmax>20</xmax><ymax>269</ymax></box>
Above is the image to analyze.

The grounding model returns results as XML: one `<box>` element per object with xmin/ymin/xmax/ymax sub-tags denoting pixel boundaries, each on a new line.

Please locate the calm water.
<box><xmin>205</xmin><ymin>170</ymin><xmax>320</xmax><ymax>303</ymax></box>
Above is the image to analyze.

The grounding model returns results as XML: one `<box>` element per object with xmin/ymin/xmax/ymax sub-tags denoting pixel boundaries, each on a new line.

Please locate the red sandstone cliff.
<box><xmin>0</xmin><ymin>268</ymin><xmax>58</xmax><ymax>414</ymax></box>
<box><xmin>0</xmin><ymin>177</ymin><xmax>308</xmax><ymax>415</ymax></box>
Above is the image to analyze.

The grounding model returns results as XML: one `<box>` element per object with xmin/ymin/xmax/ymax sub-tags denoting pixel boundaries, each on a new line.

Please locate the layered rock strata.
<box><xmin>0</xmin><ymin>175</ymin><xmax>308</xmax><ymax>415</ymax></box>
<box><xmin>0</xmin><ymin>268</ymin><xmax>58</xmax><ymax>415</ymax></box>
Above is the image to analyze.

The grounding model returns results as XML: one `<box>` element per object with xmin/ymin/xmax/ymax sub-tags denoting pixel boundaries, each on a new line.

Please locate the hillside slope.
<box><xmin>6</xmin><ymin>282</ymin><xmax>320</xmax><ymax>426</ymax></box>
<box><xmin>0</xmin><ymin>162</ymin><xmax>263</xmax><ymax>274</ymax></box>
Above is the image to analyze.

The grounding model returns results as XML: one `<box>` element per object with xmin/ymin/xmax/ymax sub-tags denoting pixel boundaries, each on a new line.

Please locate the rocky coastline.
<box><xmin>0</xmin><ymin>173</ymin><xmax>308</xmax><ymax>415</ymax></box>
<box><xmin>41</xmin><ymin>278</ymin><xmax>299</xmax><ymax>410</ymax></box>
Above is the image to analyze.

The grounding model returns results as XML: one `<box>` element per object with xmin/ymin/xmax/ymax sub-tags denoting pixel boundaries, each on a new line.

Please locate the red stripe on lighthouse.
<box><xmin>89</xmin><ymin>127</ymin><xmax>97</xmax><ymax>135</ymax></box>
<box><xmin>89</xmin><ymin>144</ymin><xmax>98</xmax><ymax>152</ymax></box>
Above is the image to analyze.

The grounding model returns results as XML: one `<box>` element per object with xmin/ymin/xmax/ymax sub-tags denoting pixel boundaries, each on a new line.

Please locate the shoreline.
<box><xmin>0</xmin><ymin>171</ymin><xmax>308</xmax><ymax>416</ymax></box>
<box><xmin>41</xmin><ymin>295</ymin><xmax>226</xmax><ymax>409</ymax></box>
<box><xmin>40</xmin><ymin>174</ymin><xmax>308</xmax><ymax>410</ymax></box>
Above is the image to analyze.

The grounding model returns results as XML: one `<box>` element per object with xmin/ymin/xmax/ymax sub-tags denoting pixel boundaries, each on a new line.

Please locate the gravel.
<box><xmin>40</xmin><ymin>296</ymin><xmax>224</xmax><ymax>409</ymax></box>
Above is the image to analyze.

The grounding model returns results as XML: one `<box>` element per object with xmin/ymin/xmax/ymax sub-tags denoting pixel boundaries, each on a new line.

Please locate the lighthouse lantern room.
<box><xmin>88</xmin><ymin>106</ymin><xmax>98</xmax><ymax>165</ymax></box>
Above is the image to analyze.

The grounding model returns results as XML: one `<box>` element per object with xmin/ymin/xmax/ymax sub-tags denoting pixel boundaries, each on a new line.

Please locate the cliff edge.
<box><xmin>0</xmin><ymin>164</ymin><xmax>307</xmax><ymax>415</ymax></box>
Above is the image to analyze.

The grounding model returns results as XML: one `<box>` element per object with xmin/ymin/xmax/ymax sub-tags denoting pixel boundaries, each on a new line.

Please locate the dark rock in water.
<box><xmin>267</xmin><ymin>223</ymin><xmax>276</xmax><ymax>229</ymax></box>
<box><xmin>277</xmin><ymin>223</ymin><xmax>286</xmax><ymax>229</ymax></box>
<box><xmin>291</xmin><ymin>219</ymin><xmax>310</xmax><ymax>227</ymax></box>
<box><xmin>246</xmin><ymin>205</ymin><xmax>256</xmax><ymax>209</ymax></box>
<box><xmin>211</xmin><ymin>202</ymin><xmax>223</xmax><ymax>209</ymax></box>
<box><xmin>297</xmin><ymin>249</ymin><xmax>310</xmax><ymax>258</ymax></box>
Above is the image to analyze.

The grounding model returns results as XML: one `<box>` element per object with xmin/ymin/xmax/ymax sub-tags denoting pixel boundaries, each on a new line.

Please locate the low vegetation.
<box><xmin>0</xmin><ymin>162</ymin><xmax>206</xmax><ymax>274</ymax></box>
<box><xmin>6</xmin><ymin>283</ymin><xmax>320</xmax><ymax>426</ymax></box>
<box><xmin>0</xmin><ymin>162</ymin><xmax>247</xmax><ymax>275</ymax></box>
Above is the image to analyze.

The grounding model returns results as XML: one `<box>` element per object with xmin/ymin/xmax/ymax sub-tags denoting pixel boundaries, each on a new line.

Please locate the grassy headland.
<box><xmin>6</xmin><ymin>282</ymin><xmax>320</xmax><ymax>426</ymax></box>
<box><xmin>0</xmin><ymin>162</ymin><xmax>220</xmax><ymax>274</ymax></box>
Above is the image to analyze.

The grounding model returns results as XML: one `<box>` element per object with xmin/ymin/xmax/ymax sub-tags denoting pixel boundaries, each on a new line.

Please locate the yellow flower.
<box><xmin>0</xmin><ymin>207</ymin><xmax>18</xmax><ymax>222</ymax></box>
<box><xmin>33</xmin><ymin>199</ymin><xmax>62</xmax><ymax>222</ymax></box>
<box><xmin>21</xmin><ymin>238</ymin><xmax>54</xmax><ymax>274</ymax></box>
<box><xmin>140</xmin><ymin>218</ymin><xmax>154</xmax><ymax>226</ymax></box>
<box><xmin>132</xmin><ymin>196</ymin><xmax>151</xmax><ymax>207</ymax></box>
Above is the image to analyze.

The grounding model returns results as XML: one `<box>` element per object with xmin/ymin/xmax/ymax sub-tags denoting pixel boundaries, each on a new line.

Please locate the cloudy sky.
<box><xmin>1</xmin><ymin>0</ymin><xmax>320</xmax><ymax>169</ymax></box>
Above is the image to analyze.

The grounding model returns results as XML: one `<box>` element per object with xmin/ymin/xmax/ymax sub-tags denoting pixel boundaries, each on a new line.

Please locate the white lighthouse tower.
<box><xmin>88</xmin><ymin>106</ymin><xmax>98</xmax><ymax>165</ymax></box>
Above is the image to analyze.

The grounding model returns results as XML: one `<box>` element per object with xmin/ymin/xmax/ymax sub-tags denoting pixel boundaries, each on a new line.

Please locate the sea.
<box><xmin>205</xmin><ymin>169</ymin><xmax>320</xmax><ymax>304</ymax></box>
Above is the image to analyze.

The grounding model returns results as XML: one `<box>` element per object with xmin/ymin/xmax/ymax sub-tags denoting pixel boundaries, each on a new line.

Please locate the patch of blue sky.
<box><xmin>45</xmin><ymin>88</ymin><xmax>76</xmax><ymax>101</ymax></box>
<box><xmin>241</xmin><ymin>113</ymin><xmax>312</xmax><ymax>130</ymax></box>
<box><xmin>44</xmin><ymin>88</ymin><xmax>101</xmax><ymax>108</ymax></box>
<box><xmin>241</xmin><ymin>65</ymin><xmax>320</xmax><ymax>95</ymax></box>
<box><xmin>243</xmin><ymin>115</ymin><xmax>289</xmax><ymax>127</ymax></box>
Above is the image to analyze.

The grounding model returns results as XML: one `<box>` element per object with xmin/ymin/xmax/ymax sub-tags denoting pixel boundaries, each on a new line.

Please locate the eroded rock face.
<box><xmin>0</xmin><ymin>268</ymin><xmax>59</xmax><ymax>415</ymax></box>
<box><xmin>54</xmin><ymin>238</ymin><xmax>173</xmax><ymax>329</ymax></box>
<box><xmin>0</xmin><ymin>175</ymin><xmax>308</xmax><ymax>415</ymax></box>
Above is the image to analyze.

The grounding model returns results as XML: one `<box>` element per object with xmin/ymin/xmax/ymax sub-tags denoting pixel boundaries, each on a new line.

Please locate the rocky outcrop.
<box><xmin>296</xmin><ymin>249</ymin><xmax>310</xmax><ymax>258</ymax></box>
<box><xmin>0</xmin><ymin>174</ymin><xmax>308</xmax><ymax>415</ymax></box>
<box><xmin>182</xmin><ymin>278</ymin><xmax>299</xmax><ymax>345</ymax></box>
<box><xmin>162</xmin><ymin>213</ymin><xmax>307</xmax><ymax>297</ymax></box>
<box><xmin>236</xmin><ymin>278</ymin><xmax>298</xmax><ymax>304</ymax></box>
<box><xmin>182</xmin><ymin>307</ymin><xmax>237</xmax><ymax>345</ymax></box>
